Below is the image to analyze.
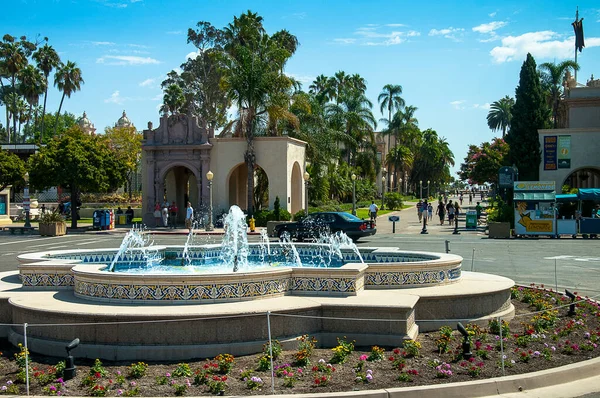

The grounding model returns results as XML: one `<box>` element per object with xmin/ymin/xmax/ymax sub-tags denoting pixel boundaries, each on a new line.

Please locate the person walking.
<box><xmin>416</xmin><ymin>200</ymin><xmax>423</xmax><ymax>222</ymax></box>
<box><xmin>161</xmin><ymin>201</ymin><xmax>169</xmax><ymax>227</ymax></box>
<box><xmin>169</xmin><ymin>201</ymin><xmax>178</xmax><ymax>229</ymax></box>
<box><xmin>436</xmin><ymin>200</ymin><xmax>446</xmax><ymax>225</ymax></box>
<box><xmin>427</xmin><ymin>202</ymin><xmax>433</xmax><ymax>221</ymax></box>
<box><xmin>368</xmin><ymin>201</ymin><xmax>379</xmax><ymax>223</ymax></box>
<box><xmin>448</xmin><ymin>202</ymin><xmax>456</xmax><ymax>225</ymax></box>
<box><xmin>185</xmin><ymin>201</ymin><xmax>194</xmax><ymax>233</ymax></box>
<box><xmin>153</xmin><ymin>202</ymin><xmax>161</xmax><ymax>227</ymax></box>
<box><xmin>468</xmin><ymin>193</ymin><xmax>473</xmax><ymax>205</ymax></box>
<box><xmin>459</xmin><ymin>194</ymin><xmax>463</xmax><ymax>206</ymax></box>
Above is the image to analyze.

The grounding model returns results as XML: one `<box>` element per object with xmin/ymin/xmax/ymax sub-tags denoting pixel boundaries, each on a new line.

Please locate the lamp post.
<box><xmin>419</xmin><ymin>180</ymin><xmax>423</xmax><ymax>200</ymax></box>
<box><xmin>381</xmin><ymin>175</ymin><xmax>386</xmax><ymax>210</ymax></box>
<box><xmin>426</xmin><ymin>180</ymin><xmax>430</xmax><ymax>199</ymax></box>
<box><xmin>351</xmin><ymin>173</ymin><xmax>357</xmax><ymax>216</ymax></box>
<box><xmin>23</xmin><ymin>172</ymin><xmax>31</xmax><ymax>228</ymax></box>
<box><xmin>303</xmin><ymin>171</ymin><xmax>310</xmax><ymax>216</ymax></box>
<box><xmin>205</xmin><ymin>170</ymin><xmax>214</xmax><ymax>231</ymax></box>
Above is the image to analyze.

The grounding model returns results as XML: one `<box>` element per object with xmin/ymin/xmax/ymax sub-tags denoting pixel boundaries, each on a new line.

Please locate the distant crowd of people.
<box><xmin>417</xmin><ymin>193</ymin><xmax>483</xmax><ymax>226</ymax></box>
<box><xmin>153</xmin><ymin>200</ymin><xmax>194</xmax><ymax>232</ymax></box>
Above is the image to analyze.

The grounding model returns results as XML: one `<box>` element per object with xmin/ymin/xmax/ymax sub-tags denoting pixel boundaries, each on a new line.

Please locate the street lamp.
<box><xmin>303</xmin><ymin>171</ymin><xmax>310</xmax><ymax>216</ymax></box>
<box><xmin>419</xmin><ymin>180</ymin><xmax>423</xmax><ymax>200</ymax></box>
<box><xmin>351</xmin><ymin>173</ymin><xmax>357</xmax><ymax>216</ymax></box>
<box><xmin>426</xmin><ymin>180</ymin><xmax>431</xmax><ymax>199</ymax></box>
<box><xmin>23</xmin><ymin>172</ymin><xmax>31</xmax><ymax>228</ymax></box>
<box><xmin>381</xmin><ymin>175</ymin><xmax>386</xmax><ymax>210</ymax></box>
<box><xmin>205</xmin><ymin>170</ymin><xmax>214</xmax><ymax>231</ymax></box>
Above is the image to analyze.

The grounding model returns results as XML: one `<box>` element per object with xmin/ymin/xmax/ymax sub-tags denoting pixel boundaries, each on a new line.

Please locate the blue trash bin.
<box><xmin>103</xmin><ymin>210</ymin><xmax>111</xmax><ymax>230</ymax></box>
<box><xmin>93</xmin><ymin>210</ymin><xmax>104</xmax><ymax>230</ymax></box>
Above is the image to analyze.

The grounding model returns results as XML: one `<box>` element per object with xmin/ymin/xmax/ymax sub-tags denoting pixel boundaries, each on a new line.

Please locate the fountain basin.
<box><xmin>18</xmin><ymin>245</ymin><xmax>462</xmax><ymax>303</ymax></box>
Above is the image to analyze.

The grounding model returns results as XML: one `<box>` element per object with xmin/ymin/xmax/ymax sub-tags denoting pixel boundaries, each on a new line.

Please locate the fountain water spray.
<box><xmin>108</xmin><ymin>225</ymin><xmax>157</xmax><ymax>272</ymax></box>
<box><xmin>220</xmin><ymin>206</ymin><xmax>249</xmax><ymax>272</ymax></box>
<box><xmin>259</xmin><ymin>229</ymin><xmax>272</xmax><ymax>266</ymax></box>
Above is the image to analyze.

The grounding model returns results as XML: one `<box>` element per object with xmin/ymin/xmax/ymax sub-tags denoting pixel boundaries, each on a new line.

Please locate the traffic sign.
<box><xmin>388</xmin><ymin>216</ymin><xmax>399</xmax><ymax>222</ymax></box>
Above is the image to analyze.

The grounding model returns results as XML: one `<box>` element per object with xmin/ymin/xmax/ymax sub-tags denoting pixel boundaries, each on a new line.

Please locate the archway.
<box><xmin>562</xmin><ymin>167</ymin><xmax>600</xmax><ymax>190</ymax></box>
<box><xmin>290</xmin><ymin>162</ymin><xmax>303</xmax><ymax>215</ymax></box>
<box><xmin>162</xmin><ymin>166</ymin><xmax>199</xmax><ymax>223</ymax></box>
<box><xmin>227</xmin><ymin>163</ymin><xmax>270</xmax><ymax>212</ymax></box>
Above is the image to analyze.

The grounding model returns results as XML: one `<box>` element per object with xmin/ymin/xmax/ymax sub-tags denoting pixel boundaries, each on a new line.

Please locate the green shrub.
<box><xmin>273</xmin><ymin>197</ymin><xmax>281</xmax><ymax>221</ymax></box>
<box><xmin>384</xmin><ymin>192</ymin><xmax>403</xmax><ymax>210</ymax></box>
<box><xmin>486</xmin><ymin>198</ymin><xmax>514</xmax><ymax>227</ymax></box>
<box><xmin>293</xmin><ymin>210</ymin><xmax>306</xmax><ymax>222</ymax></box>
<box><xmin>253</xmin><ymin>210</ymin><xmax>272</xmax><ymax>227</ymax></box>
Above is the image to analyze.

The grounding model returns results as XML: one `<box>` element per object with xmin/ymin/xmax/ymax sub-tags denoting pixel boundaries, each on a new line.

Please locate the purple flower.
<box><xmin>1</xmin><ymin>386</ymin><xmax>6</xmax><ymax>392</ymax></box>
<box><xmin>533</xmin><ymin>351</ymin><xmax>540</xmax><ymax>357</ymax></box>
<box><xmin>49</xmin><ymin>385</ymin><xmax>57</xmax><ymax>391</ymax></box>
<box><xmin>584</xmin><ymin>332</ymin><xmax>591</xmax><ymax>339</ymax></box>
<box><xmin>117</xmin><ymin>389</ymin><xmax>123</xmax><ymax>395</ymax></box>
<box><xmin>6</xmin><ymin>381</ymin><xmax>12</xmax><ymax>386</ymax></box>
<box><xmin>130</xmin><ymin>381</ymin><xmax>136</xmax><ymax>387</ymax></box>
<box><xmin>551</xmin><ymin>346</ymin><xmax>556</xmax><ymax>351</ymax></box>
<box><xmin>55</xmin><ymin>378</ymin><xmax>64</xmax><ymax>384</ymax></box>
<box><xmin>366</xmin><ymin>373</ymin><xmax>373</xmax><ymax>381</ymax></box>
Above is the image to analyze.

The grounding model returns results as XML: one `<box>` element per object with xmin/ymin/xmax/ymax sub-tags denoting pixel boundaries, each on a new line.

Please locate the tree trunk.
<box><xmin>387</xmin><ymin>108</ymin><xmax>391</xmax><ymax>191</ymax></box>
<box><xmin>53</xmin><ymin>93</ymin><xmax>66</xmax><ymax>137</ymax></box>
<box><xmin>245</xmin><ymin>113</ymin><xmax>255</xmax><ymax>218</ymax></box>
<box><xmin>0</xmin><ymin>79</ymin><xmax>9</xmax><ymax>143</ymax></box>
<box><xmin>11</xmin><ymin>74</ymin><xmax>17</xmax><ymax>142</ymax></box>
<box><xmin>40</xmin><ymin>85</ymin><xmax>49</xmax><ymax>145</ymax></box>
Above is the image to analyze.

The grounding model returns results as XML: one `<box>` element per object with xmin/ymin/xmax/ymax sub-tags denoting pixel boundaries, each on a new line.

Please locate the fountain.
<box><xmin>10</xmin><ymin>205</ymin><xmax>515</xmax><ymax>361</ymax></box>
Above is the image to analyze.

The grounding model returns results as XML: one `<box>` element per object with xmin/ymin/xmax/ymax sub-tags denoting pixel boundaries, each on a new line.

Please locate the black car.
<box><xmin>273</xmin><ymin>212</ymin><xmax>376</xmax><ymax>242</ymax></box>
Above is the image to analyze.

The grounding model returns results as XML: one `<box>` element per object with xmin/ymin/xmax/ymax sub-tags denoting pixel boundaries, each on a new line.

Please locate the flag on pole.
<box><xmin>572</xmin><ymin>18</ymin><xmax>585</xmax><ymax>52</ymax></box>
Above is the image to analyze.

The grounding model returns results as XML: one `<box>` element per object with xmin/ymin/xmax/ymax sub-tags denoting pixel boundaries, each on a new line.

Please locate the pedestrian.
<box><xmin>459</xmin><ymin>193</ymin><xmax>463</xmax><ymax>206</ymax></box>
<box><xmin>454</xmin><ymin>201</ymin><xmax>461</xmax><ymax>216</ymax></box>
<box><xmin>162</xmin><ymin>200</ymin><xmax>169</xmax><ymax>227</ymax></box>
<box><xmin>417</xmin><ymin>200</ymin><xmax>423</xmax><ymax>222</ymax></box>
<box><xmin>169</xmin><ymin>201</ymin><xmax>178</xmax><ymax>229</ymax></box>
<box><xmin>436</xmin><ymin>200</ymin><xmax>446</xmax><ymax>225</ymax></box>
<box><xmin>468</xmin><ymin>193</ymin><xmax>473</xmax><ymax>205</ymax></box>
<box><xmin>369</xmin><ymin>201</ymin><xmax>379</xmax><ymax>223</ymax></box>
<box><xmin>153</xmin><ymin>202</ymin><xmax>161</xmax><ymax>227</ymax></box>
<box><xmin>448</xmin><ymin>202</ymin><xmax>455</xmax><ymax>225</ymax></box>
<box><xmin>125</xmin><ymin>206</ymin><xmax>134</xmax><ymax>224</ymax></box>
<box><xmin>41</xmin><ymin>204</ymin><xmax>46</xmax><ymax>214</ymax></box>
<box><xmin>480</xmin><ymin>192</ymin><xmax>484</xmax><ymax>201</ymax></box>
<box><xmin>427</xmin><ymin>202</ymin><xmax>433</xmax><ymax>221</ymax></box>
<box><xmin>185</xmin><ymin>201</ymin><xmax>194</xmax><ymax>233</ymax></box>
<box><xmin>476</xmin><ymin>202</ymin><xmax>483</xmax><ymax>225</ymax></box>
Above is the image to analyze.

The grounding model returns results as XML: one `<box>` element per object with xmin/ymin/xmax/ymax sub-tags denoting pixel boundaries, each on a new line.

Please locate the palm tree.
<box><xmin>160</xmin><ymin>84</ymin><xmax>186</xmax><ymax>114</ymax></box>
<box><xmin>486</xmin><ymin>96</ymin><xmax>514</xmax><ymax>138</ymax></box>
<box><xmin>0</xmin><ymin>36</ymin><xmax>29</xmax><ymax>143</ymax></box>
<box><xmin>539</xmin><ymin>60</ymin><xmax>579</xmax><ymax>128</ymax></box>
<box><xmin>309</xmin><ymin>74</ymin><xmax>331</xmax><ymax>104</ymax></box>
<box><xmin>53</xmin><ymin>61</ymin><xmax>84</xmax><ymax>137</ymax></box>
<box><xmin>33</xmin><ymin>43</ymin><xmax>61</xmax><ymax>144</ymax></box>
<box><xmin>18</xmin><ymin>64</ymin><xmax>46</xmax><ymax>140</ymax></box>
<box><xmin>328</xmin><ymin>71</ymin><xmax>349</xmax><ymax>103</ymax></box>
<box><xmin>377</xmin><ymin>84</ymin><xmax>405</xmax><ymax>188</ymax></box>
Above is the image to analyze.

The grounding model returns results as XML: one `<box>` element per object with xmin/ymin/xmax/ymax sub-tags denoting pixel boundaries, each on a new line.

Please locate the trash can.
<box><xmin>118</xmin><ymin>215</ymin><xmax>127</xmax><ymax>225</ymax></box>
<box><xmin>104</xmin><ymin>211</ymin><xmax>111</xmax><ymax>230</ymax></box>
<box><xmin>93</xmin><ymin>210</ymin><xmax>104</xmax><ymax>230</ymax></box>
<box><xmin>466</xmin><ymin>210</ymin><xmax>477</xmax><ymax>229</ymax></box>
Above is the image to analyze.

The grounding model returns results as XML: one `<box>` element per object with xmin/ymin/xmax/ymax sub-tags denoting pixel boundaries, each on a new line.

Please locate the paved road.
<box><xmin>1</xmin><ymin>225</ymin><xmax>599</xmax><ymax>298</ymax></box>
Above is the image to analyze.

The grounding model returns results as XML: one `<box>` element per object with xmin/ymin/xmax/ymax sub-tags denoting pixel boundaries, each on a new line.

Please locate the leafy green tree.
<box><xmin>0</xmin><ymin>148</ymin><xmax>25</xmax><ymax>191</ymax></box>
<box><xmin>18</xmin><ymin>64</ymin><xmax>46</xmax><ymax>137</ymax></box>
<box><xmin>486</xmin><ymin>96</ymin><xmax>514</xmax><ymax>138</ymax></box>
<box><xmin>28</xmin><ymin>126</ymin><xmax>127</xmax><ymax>228</ymax></box>
<box><xmin>505</xmin><ymin>53</ymin><xmax>550</xmax><ymax>181</ymax></box>
<box><xmin>538</xmin><ymin>60</ymin><xmax>579</xmax><ymax>128</ymax></box>
<box><xmin>104</xmin><ymin>125</ymin><xmax>142</xmax><ymax>200</ymax></box>
<box><xmin>23</xmin><ymin>111</ymin><xmax>76</xmax><ymax>143</ymax></box>
<box><xmin>32</xmin><ymin>43</ymin><xmax>61</xmax><ymax>144</ymax></box>
<box><xmin>53</xmin><ymin>60</ymin><xmax>83</xmax><ymax>137</ymax></box>
<box><xmin>410</xmin><ymin>129</ymin><xmax>454</xmax><ymax>192</ymax></box>
<box><xmin>458</xmin><ymin>138</ymin><xmax>509</xmax><ymax>185</ymax></box>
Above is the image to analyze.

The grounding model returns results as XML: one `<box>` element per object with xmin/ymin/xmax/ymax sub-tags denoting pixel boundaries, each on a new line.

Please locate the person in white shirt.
<box><xmin>161</xmin><ymin>201</ymin><xmax>169</xmax><ymax>227</ymax></box>
<box><xmin>185</xmin><ymin>202</ymin><xmax>194</xmax><ymax>233</ymax></box>
<box><xmin>369</xmin><ymin>201</ymin><xmax>379</xmax><ymax>221</ymax></box>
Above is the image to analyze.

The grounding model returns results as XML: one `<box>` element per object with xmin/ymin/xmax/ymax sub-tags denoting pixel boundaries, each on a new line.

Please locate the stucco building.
<box><xmin>538</xmin><ymin>74</ymin><xmax>600</xmax><ymax>190</ymax></box>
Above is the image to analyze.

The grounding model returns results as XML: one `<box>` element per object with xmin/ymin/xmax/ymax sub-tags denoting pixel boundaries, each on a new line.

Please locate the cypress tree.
<box><xmin>505</xmin><ymin>53</ymin><xmax>550</xmax><ymax>181</ymax></box>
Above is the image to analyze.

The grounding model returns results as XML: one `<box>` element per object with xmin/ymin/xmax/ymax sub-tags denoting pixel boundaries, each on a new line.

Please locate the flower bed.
<box><xmin>0</xmin><ymin>285</ymin><xmax>598</xmax><ymax>396</ymax></box>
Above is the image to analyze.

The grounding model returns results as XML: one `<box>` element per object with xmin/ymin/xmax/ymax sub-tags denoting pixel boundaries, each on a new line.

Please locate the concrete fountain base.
<box><xmin>0</xmin><ymin>271</ymin><xmax>513</xmax><ymax>361</ymax></box>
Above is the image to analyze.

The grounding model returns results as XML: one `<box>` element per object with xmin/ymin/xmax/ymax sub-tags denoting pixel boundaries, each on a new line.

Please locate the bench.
<box><xmin>3</xmin><ymin>226</ymin><xmax>36</xmax><ymax>235</ymax></box>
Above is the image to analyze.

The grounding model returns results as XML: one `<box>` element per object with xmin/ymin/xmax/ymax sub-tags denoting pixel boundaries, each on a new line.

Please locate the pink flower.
<box><xmin>360</xmin><ymin>355</ymin><xmax>368</xmax><ymax>361</ymax></box>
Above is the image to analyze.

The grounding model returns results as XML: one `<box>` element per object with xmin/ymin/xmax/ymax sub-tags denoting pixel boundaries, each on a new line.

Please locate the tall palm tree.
<box><xmin>486</xmin><ymin>96</ymin><xmax>514</xmax><ymax>138</ymax></box>
<box><xmin>328</xmin><ymin>71</ymin><xmax>349</xmax><ymax>104</ymax></box>
<box><xmin>53</xmin><ymin>61</ymin><xmax>84</xmax><ymax>137</ymax></box>
<box><xmin>308</xmin><ymin>74</ymin><xmax>331</xmax><ymax>104</ymax></box>
<box><xmin>33</xmin><ymin>43</ymin><xmax>61</xmax><ymax>144</ymax></box>
<box><xmin>539</xmin><ymin>60</ymin><xmax>579</xmax><ymax>128</ymax></box>
<box><xmin>160</xmin><ymin>84</ymin><xmax>186</xmax><ymax>114</ymax></box>
<box><xmin>18</xmin><ymin>64</ymin><xmax>46</xmax><ymax>140</ymax></box>
<box><xmin>0</xmin><ymin>36</ymin><xmax>29</xmax><ymax>143</ymax></box>
<box><xmin>377</xmin><ymin>84</ymin><xmax>405</xmax><ymax>188</ymax></box>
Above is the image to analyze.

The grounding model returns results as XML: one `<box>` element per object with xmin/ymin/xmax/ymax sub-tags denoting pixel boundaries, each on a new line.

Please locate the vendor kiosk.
<box><xmin>513</xmin><ymin>181</ymin><xmax>557</xmax><ymax>237</ymax></box>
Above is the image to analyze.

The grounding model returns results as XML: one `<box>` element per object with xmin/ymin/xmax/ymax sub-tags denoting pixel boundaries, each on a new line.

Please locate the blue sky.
<box><xmin>3</xmin><ymin>0</ymin><xmax>600</xmax><ymax>175</ymax></box>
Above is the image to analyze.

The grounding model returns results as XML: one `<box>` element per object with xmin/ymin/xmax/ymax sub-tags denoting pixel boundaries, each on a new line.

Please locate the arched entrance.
<box><xmin>290</xmin><ymin>162</ymin><xmax>303</xmax><ymax>215</ymax></box>
<box><xmin>162</xmin><ymin>166</ymin><xmax>199</xmax><ymax>223</ymax></box>
<box><xmin>563</xmin><ymin>167</ymin><xmax>600</xmax><ymax>190</ymax></box>
<box><xmin>227</xmin><ymin>163</ymin><xmax>269</xmax><ymax>211</ymax></box>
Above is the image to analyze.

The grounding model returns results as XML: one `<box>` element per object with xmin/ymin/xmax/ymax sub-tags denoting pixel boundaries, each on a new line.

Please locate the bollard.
<box><xmin>445</xmin><ymin>240</ymin><xmax>450</xmax><ymax>253</ymax></box>
<box><xmin>388</xmin><ymin>215</ymin><xmax>399</xmax><ymax>233</ymax></box>
<box><xmin>64</xmin><ymin>338</ymin><xmax>80</xmax><ymax>381</ymax></box>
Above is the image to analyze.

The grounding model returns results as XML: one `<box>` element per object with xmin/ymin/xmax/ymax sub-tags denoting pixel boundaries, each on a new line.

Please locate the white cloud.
<box><xmin>428</xmin><ymin>27</ymin><xmax>464</xmax><ymax>41</ymax></box>
<box><xmin>105</xmin><ymin>91</ymin><xmax>124</xmax><ymax>104</ymax></box>
<box><xmin>473</xmin><ymin>103</ymin><xmax>491</xmax><ymax>110</ymax></box>
<box><xmin>166</xmin><ymin>30</ymin><xmax>183</xmax><ymax>35</ymax></box>
<box><xmin>472</xmin><ymin>21</ymin><xmax>507</xmax><ymax>34</ymax></box>
<box><xmin>385</xmin><ymin>23</ymin><xmax>406</xmax><ymax>27</ymax></box>
<box><xmin>450</xmin><ymin>100</ymin><xmax>466</xmax><ymax>110</ymax></box>
<box><xmin>489</xmin><ymin>12</ymin><xmax>497</xmax><ymax>18</ymax></box>
<box><xmin>139</xmin><ymin>78</ymin><xmax>155</xmax><ymax>87</ymax></box>
<box><xmin>91</xmin><ymin>41</ymin><xmax>115</xmax><ymax>46</ymax></box>
<box><xmin>333</xmin><ymin>38</ymin><xmax>356</xmax><ymax>44</ymax></box>
<box><xmin>97</xmin><ymin>55</ymin><xmax>160</xmax><ymax>65</ymax></box>
<box><xmin>490</xmin><ymin>31</ymin><xmax>600</xmax><ymax>63</ymax></box>
<box><xmin>287</xmin><ymin>73</ymin><xmax>315</xmax><ymax>85</ymax></box>
<box><xmin>186</xmin><ymin>50</ymin><xmax>200</xmax><ymax>60</ymax></box>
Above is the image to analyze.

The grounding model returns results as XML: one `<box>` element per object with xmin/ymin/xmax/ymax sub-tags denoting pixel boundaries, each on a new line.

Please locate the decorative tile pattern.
<box><xmin>20</xmin><ymin>273</ymin><xmax>74</xmax><ymax>287</ymax></box>
<box><xmin>75</xmin><ymin>278</ymin><xmax>290</xmax><ymax>301</ymax></box>
<box><xmin>289</xmin><ymin>277</ymin><xmax>356</xmax><ymax>293</ymax></box>
<box><xmin>365</xmin><ymin>270</ymin><xmax>445</xmax><ymax>286</ymax></box>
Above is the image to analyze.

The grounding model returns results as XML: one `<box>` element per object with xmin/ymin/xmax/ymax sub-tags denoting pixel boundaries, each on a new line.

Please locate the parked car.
<box><xmin>273</xmin><ymin>212</ymin><xmax>376</xmax><ymax>242</ymax></box>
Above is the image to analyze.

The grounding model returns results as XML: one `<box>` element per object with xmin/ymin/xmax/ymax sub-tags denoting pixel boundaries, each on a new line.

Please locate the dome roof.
<box><xmin>78</xmin><ymin>111</ymin><xmax>93</xmax><ymax>129</ymax></box>
<box><xmin>116</xmin><ymin>110</ymin><xmax>133</xmax><ymax>128</ymax></box>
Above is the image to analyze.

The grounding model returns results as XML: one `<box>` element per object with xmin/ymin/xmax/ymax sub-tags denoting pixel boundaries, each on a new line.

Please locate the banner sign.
<box><xmin>543</xmin><ymin>136</ymin><xmax>557</xmax><ymax>170</ymax></box>
<box><xmin>514</xmin><ymin>181</ymin><xmax>556</xmax><ymax>191</ymax></box>
<box><xmin>498</xmin><ymin>166</ymin><xmax>516</xmax><ymax>188</ymax></box>
<box><xmin>557</xmin><ymin>135</ymin><xmax>571</xmax><ymax>169</ymax></box>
